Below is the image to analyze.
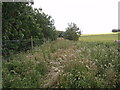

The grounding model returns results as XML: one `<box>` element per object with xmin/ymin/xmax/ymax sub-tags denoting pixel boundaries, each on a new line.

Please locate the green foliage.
<box><xmin>56</xmin><ymin>31</ymin><xmax>64</xmax><ymax>38</ymax></box>
<box><xmin>2</xmin><ymin>2</ymin><xmax>57</xmax><ymax>58</ymax></box>
<box><xmin>63</xmin><ymin>23</ymin><xmax>81</xmax><ymax>41</ymax></box>
<box><xmin>3</xmin><ymin>52</ymin><xmax>48</xmax><ymax>88</ymax></box>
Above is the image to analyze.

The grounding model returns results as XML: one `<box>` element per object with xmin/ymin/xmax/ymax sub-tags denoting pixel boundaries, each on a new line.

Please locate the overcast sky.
<box><xmin>33</xmin><ymin>0</ymin><xmax>119</xmax><ymax>34</ymax></box>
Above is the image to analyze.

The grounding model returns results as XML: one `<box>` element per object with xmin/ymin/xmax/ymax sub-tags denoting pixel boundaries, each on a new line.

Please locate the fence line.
<box><xmin>2</xmin><ymin>36</ymin><xmax>47</xmax><ymax>50</ymax></box>
<box><xmin>2</xmin><ymin>38</ymin><xmax>44</xmax><ymax>42</ymax></box>
<box><xmin>2</xmin><ymin>37</ymin><xmax>46</xmax><ymax>51</ymax></box>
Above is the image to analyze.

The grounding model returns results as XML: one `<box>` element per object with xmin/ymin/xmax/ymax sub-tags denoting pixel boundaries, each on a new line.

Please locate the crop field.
<box><xmin>2</xmin><ymin>34</ymin><xmax>120</xmax><ymax>88</ymax></box>
<box><xmin>80</xmin><ymin>33</ymin><xmax>118</xmax><ymax>42</ymax></box>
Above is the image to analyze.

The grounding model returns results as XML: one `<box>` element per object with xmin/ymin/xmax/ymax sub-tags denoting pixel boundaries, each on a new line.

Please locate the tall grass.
<box><xmin>57</xmin><ymin>41</ymin><xmax>120</xmax><ymax>88</ymax></box>
<box><xmin>2</xmin><ymin>39</ymin><xmax>120</xmax><ymax>88</ymax></box>
<box><xmin>2</xmin><ymin>39</ymin><xmax>74</xmax><ymax>88</ymax></box>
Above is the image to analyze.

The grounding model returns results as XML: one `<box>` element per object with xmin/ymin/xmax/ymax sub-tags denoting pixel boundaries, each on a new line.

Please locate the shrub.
<box><xmin>63</xmin><ymin>23</ymin><xmax>81</xmax><ymax>41</ymax></box>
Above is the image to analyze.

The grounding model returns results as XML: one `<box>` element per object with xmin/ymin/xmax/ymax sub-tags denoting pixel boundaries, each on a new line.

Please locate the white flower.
<box><xmin>86</xmin><ymin>65</ymin><xmax>90</xmax><ymax>69</ymax></box>
<box><xmin>64</xmin><ymin>55</ymin><xmax>67</xmax><ymax>57</ymax></box>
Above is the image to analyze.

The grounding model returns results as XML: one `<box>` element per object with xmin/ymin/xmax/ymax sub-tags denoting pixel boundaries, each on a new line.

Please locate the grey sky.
<box><xmin>33</xmin><ymin>0</ymin><xmax>119</xmax><ymax>34</ymax></box>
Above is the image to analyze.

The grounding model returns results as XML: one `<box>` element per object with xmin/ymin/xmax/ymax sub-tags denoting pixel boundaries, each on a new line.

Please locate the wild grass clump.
<box><xmin>2</xmin><ymin>39</ymin><xmax>74</xmax><ymax>88</ymax></box>
<box><xmin>56</xmin><ymin>41</ymin><xmax>120</xmax><ymax>88</ymax></box>
<box><xmin>2</xmin><ymin>39</ymin><xmax>120</xmax><ymax>88</ymax></box>
<box><xmin>2</xmin><ymin>46</ymin><xmax>48</xmax><ymax>88</ymax></box>
<box><xmin>2</xmin><ymin>55</ymin><xmax>48</xmax><ymax>88</ymax></box>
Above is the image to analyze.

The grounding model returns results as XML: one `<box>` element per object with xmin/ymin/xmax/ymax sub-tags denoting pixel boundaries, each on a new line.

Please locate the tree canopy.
<box><xmin>63</xmin><ymin>23</ymin><xmax>81</xmax><ymax>41</ymax></box>
<box><xmin>2</xmin><ymin>2</ymin><xmax>57</xmax><ymax>57</ymax></box>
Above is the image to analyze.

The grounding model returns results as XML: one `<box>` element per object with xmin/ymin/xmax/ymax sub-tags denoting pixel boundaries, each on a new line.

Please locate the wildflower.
<box><xmin>95</xmin><ymin>59</ymin><xmax>98</xmax><ymax>62</ymax></box>
<box><xmin>64</xmin><ymin>55</ymin><xmax>67</xmax><ymax>57</ymax></box>
<box><xmin>104</xmin><ymin>64</ymin><xmax>107</xmax><ymax>67</ymax></box>
<box><xmin>58</xmin><ymin>58</ymin><xmax>62</xmax><ymax>60</ymax></box>
<box><xmin>108</xmin><ymin>63</ymin><xmax>113</xmax><ymax>67</ymax></box>
<box><xmin>54</xmin><ymin>67</ymin><xmax>59</xmax><ymax>72</ymax></box>
<box><xmin>36</xmin><ymin>61</ymin><xmax>40</xmax><ymax>64</ymax></box>
<box><xmin>10</xmin><ymin>70</ymin><xmax>17</xmax><ymax>74</ymax></box>
<box><xmin>86</xmin><ymin>65</ymin><xmax>90</xmax><ymax>69</ymax></box>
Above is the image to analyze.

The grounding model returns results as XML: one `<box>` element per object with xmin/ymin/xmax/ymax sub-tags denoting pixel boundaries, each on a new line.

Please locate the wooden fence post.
<box><xmin>31</xmin><ymin>36</ymin><xmax>33</xmax><ymax>50</ymax></box>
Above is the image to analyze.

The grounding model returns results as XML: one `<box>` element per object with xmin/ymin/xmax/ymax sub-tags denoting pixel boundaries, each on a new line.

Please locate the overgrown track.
<box><xmin>2</xmin><ymin>39</ymin><xmax>120</xmax><ymax>88</ymax></box>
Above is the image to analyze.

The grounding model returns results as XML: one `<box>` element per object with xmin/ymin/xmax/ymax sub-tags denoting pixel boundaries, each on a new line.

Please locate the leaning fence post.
<box><xmin>31</xmin><ymin>36</ymin><xmax>33</xmax><ymax>50</ymax></box>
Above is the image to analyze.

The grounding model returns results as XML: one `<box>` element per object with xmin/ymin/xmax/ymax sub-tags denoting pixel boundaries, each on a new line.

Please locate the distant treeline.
<box><xmin>112</xmin><ymin>29</ymin><xmax>120</xmax><ymax>32</ymax></box>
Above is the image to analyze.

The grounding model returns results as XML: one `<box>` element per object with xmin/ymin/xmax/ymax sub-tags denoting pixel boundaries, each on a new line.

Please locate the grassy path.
<box><xmin>42</xmin><ymin>45</ymin><xmax>79</xmax><ymax>88</ymax></box>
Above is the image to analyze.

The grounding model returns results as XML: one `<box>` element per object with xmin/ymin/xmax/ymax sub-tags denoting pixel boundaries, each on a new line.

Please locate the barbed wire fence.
<box><xmin>2</xmin><ymin>36</ymin><xmax>48</xmax><ymax>61</ymax></box>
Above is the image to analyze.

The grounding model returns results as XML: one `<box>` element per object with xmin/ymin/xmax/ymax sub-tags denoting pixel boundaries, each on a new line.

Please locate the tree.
<box><xmin>63</xmin><ymin>23</ymin><xmax>81</xmax><ymax>41</ymax></box>
<box><xmin>32</xmin><ymin>8</ymin><xmax>57</xmax><ymax>41</ymax></box>
<box><xmin>2</xmin><ymin>2</ymin><xmax>36</xmax><ymax>56</ymax></box>
<box><xmin>2</xmin><ymin>2</ymin><xmax>57</xmax><ymax>58</ymax></box>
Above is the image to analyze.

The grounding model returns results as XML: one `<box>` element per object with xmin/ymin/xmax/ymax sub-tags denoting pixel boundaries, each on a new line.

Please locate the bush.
<box><xmin>63</xmin><ymin>23</ymin><xmax>81</xmax><ymax>41</ymax></box>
